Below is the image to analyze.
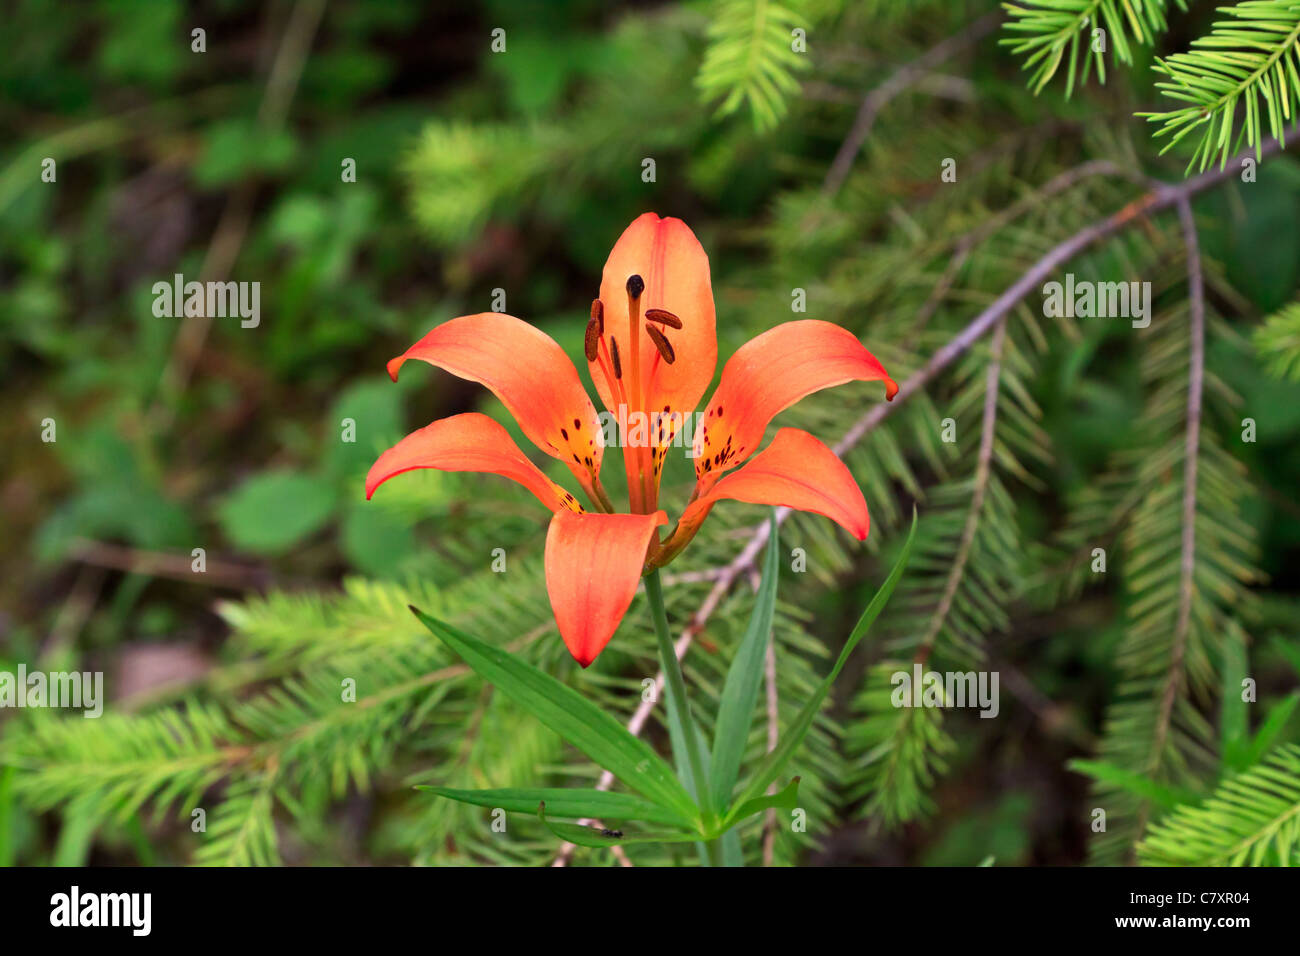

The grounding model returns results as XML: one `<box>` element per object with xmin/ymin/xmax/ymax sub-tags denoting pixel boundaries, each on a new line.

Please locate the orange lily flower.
<box><xmin>366</xmin><ymin>213</ymin><xmax>896</xmax><ymax>667</ymax></box>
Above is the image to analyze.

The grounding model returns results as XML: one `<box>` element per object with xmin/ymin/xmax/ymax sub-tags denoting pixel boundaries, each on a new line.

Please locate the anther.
<box><xmin>645</xmin><ymin>324</ymin><xmax>675</xmax><ymax>364</ymax></box>
<box><xmin>584</xmin><ymin>317</ymin><xmax>601</xmax><ymax>361</ymax></box>
<box><xmin>590</xmin><ymin>298</ymin><xmax>604</xmax><ymax>335</ymax></box>
<box><xmin>610</xmin><ymin>337</ymin><xmax>623</xmax><ymax>378</ymax></box>
<box><xmin>626</xmin><ymin>274</ymin><xmax>644</xmax><ymax>299</ymax></box>
<box><xmin>644</xmin><ymin>308</ymin><xmax>682</xmax><ymax>329</ymax></box>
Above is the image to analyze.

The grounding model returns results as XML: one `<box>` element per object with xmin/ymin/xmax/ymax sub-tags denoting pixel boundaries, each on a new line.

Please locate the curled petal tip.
<box><xmin>386</xmin><ymin>355</ymin><xmax>404</xmax><ymax>382</ymax></box>
<box><xmin>885</xmin><ymin>377</ymin><xmax>899</xmax><ymax>401</ymax></box>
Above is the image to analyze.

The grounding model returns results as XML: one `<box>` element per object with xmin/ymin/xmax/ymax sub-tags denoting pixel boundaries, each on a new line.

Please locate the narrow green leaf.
<box><xmin>0</xmin><ymin>766</ymin><xmax>14</xmax><ymax>867</ymax></box>
<box><xmin>1273</xmin><ymin>635</ymin><xmax>1300</xmax><ymax>678</ymax></box>
<box><xmin>416</xmin><ymin>786</ymin><xmax>692</xmax><ymax>827</ymax></box>
<box><xmin>710</xmin><ymin>512</ymin><xmax>781</xmax><ymax>810</ymax></box>
<box><xmin>537</xmin><ymin>803</ymin><xmax>701</xmax><ymax>848</ymax></box>
<box><xmin>1242</xmin><ymin>692</ymin><xmax>1300</xmax><ymax>767</ymax></box>
<box><xmin>674</xmin><ymin>723</ymin><xmax>718</xmax><ymax>866</ymax></box>
<box><xmin>730</xmin><ymin>508</ymin><xmax>918</xmax><ymax>810</ymax></box>
<box><xmin>719</xmin><ymin>828</ymin><xmax>743</xmax><ymax>867</ymax></box>
<box><xmin>53</xmin><ymin>800</ymin><xmax>99</xmax><ymax>867</ymax></box>
<box><xmin>1221</xmin><ymin>622</ymin><xmax>1251</xmax><ymax>771</ymax></box>
<box><xmin>1067</xmin><ymin>759</ymin><xmax>1199</xmax><ymax>809</ymax></box>
<box><xmin>409</xmin><ymin>607</ymin><xmax>699</xmax><ymax>822</ymax></box>
<box><xmin>724</xmin><ymin>775</ymin><xmax>801</xmax><ymax>828</ymax></box>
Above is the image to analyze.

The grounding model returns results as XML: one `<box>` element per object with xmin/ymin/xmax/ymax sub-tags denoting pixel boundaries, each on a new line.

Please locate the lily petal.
<box><xmin>366</xmin><ymin>413</ymin><xmax>583</xmax><ymax>514</ymax></box>
<box><xmin>594</xmin><ymin>214</ymin><xmax>716</xmax><ymax>508</ymax></box>
<box><xmin>680</xmin><ymin>428</ymin><xmax>870</xmax><ymax>541</ymax></box>
<box><xmin>596</xmin><ymin>213</ymin><xmax>717</xmax><ymax>417</ymax></box>
<box><xmin>544</xmin><ymin>510</ymin><xmax>668</xmax><ymax>667</ymax></box>
<box><xmin>388</xmin><ymin>313</ymin><xmax>604</xmax><ymax>500</ymax></box>
<box><xmin>693</xmin><ymin>320</ymin><xmax>896</xmax><ymax>487</ymax></box>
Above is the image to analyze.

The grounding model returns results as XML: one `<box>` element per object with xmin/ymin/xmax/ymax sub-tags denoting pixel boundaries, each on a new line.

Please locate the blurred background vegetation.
<box><xmin>2</xmin><ymin>0</ymin><xmax>1299</xmax><ymax>866</ymax></box>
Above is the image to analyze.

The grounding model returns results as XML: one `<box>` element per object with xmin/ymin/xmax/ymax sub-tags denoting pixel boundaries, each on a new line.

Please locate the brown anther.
<box><xmin>590</xmin><ymin>298</ymin><xmax>604</xmax><ymax>335</ymax></box>
<box><xmin>584</xmin><ymin>317</ymin><xmax>601</xmax><ymax>361</ymax></box>
<box><xmin>644</xmin><ymin>308</ymin><xmax>682</xmax><ymax>329</ymax></box>
<box><xmin>645</xmin><ymin>324</ymin><xmax>675</xmax><ymax>364</ymax></box>
<box><xmin>626</xmin><ymin>274</ymin><xmax>645</xmax><ymax>299</ymax></box>
<box><xmin>610</xmin><ymin>337</ymin><xmax>623</xmax><ymax>378</ymax></box>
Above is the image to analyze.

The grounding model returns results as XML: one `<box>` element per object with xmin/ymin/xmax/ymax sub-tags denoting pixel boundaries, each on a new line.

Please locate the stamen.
<box><xmin>590</xmin><ymin>298</ymin><xmax>604</xmax><ymax>335</ymax></box>
<box><xmin>610</xmin><ymin>337</ymin><xmax>623</xmax><ymax>379</ymax></box>
<box><xmin>645</xmin><ymin>324</ymin><xmax>675</xmax><ymax>364</ymax></box>
<box><xmin>584</xmin><ymin>316</ymin><xmax>601</xmax><ymax>361</ymax></box>
<box><xmin>626</xmin><ymin>274</ymin><xmax>645</xmax><ymax>299</ymax></box>
<box><xmin>644</xmin><ymin>308</ymin><xmax>682</xmax><ymax>329</ymax></box>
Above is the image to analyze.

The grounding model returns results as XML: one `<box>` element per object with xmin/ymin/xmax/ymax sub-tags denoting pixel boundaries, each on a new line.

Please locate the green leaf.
<box><xmin>537</xmin><ymin>803</ymin><xmax>701</xmax><ymax>848</ymax></box>
<box><xmin>0</xmin><ymin>766</ymin><xmax>14</xmax><ymax>866</ymax></box>
<box><xmin>53</xmin><ymin>799</ymin><xmax>99</xmax><ymax>867</ymax></box>
<box><xmin>662</xmin><ymin>719</ymin><xmax>717</xmax><ymax>866</ymax></box>
<box><xmin>710</xmin><ymin>512</ymin><xmax>780</xmax><ymax>811</ymax></box>
<box><xmin>416</xmin><ymin>786</ymin><xmax>691</xmax><ymax>827</ymax></box>
<box><xmin>1274</xmin><ymin>635</ymin><xmax>1300</xmax><ymax>679</ymax></box>
<box><xmin>409</xmin><ymin>607</ymin><xmax>700</xmax><ymax>823</ymax></box>
<box><xmin>194</xmin><ymin>118</ymin><xmax>298</xmax><ymax>187</ymax></box>
<box><xmin>719</xmin><ymin>828</ymin><xmax>743</xmax><ymax>867</ymax></box>
<box><xmin>1242</xmin><ymin>692</ymin><xmax>1300</xmax><ymax>768</ymax></box>
<box><xmin>730</xmin><ymin>508</ymin><xmax>918</xmax><ymax>810</ymax></box>
<box><xmin>1067</xmin><ymin>759</ymin><xmax>1199</xmax><ymax>810</ymax></box>
<box><xmin>218</xmin><ymin>469</ymin><xmax>337</xmax><ymax>555</ymax></box>
<box><xmin>340</xmin><ymin>503</ymin><xmax>415</xmax><ymax>577</ymax></box>
<box><xmin>723</xmin><ymin>775</ymin><xmax>800</xmax><ymax>828</ymax></box>
<box><xmin>1221</xmin><ymin>622</ymin><xmax>1251</xmax><ymax>771</ymax></box>
<box><xmin>324</xmin><ymin>377</ymin><xmax>405</xmax><ymax>479</ymax></box>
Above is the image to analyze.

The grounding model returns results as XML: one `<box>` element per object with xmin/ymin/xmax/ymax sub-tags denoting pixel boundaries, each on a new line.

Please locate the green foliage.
<box><xmin>696</xmin><ymin>0</ymin><xmax>811</xmax><ymax>131</ymax></box>
<box><xmin>710</xmin><ymin>514</ymin><xmax>781</xmax><ymax>810</ymax></box>
<box><xmin>1137</xmin><ymin>744</ymin><xmax>1300</xmax><ymax>864</ymax></box>
<box><xmin>411</xmin><ymin>607</ymin><xmax>699</xmax><ymax>823</ymax></box>
<box><xmin>218</xmin><ymin>470</ymin><xmax>337</xmax><ymax>554</ymax></box>
<box><xmin>1005</xmin><ymin>1</ymin><xmax>1300</xmax><ymax>173</ymax></box>
<box><xmin>1142</xmin><ymin>1</ymin><xmax>1300</xmax><ymax>172</ymax></box>
<box><xmin>1254</xmin><ymin>300</ymin><xmax>1300</xmax><ymax>380</ymax></box>
<box><xmin>850</xmin><ymin>662</ymin><xmax>956</xmax><ymax>826</ymax></box>
<box><xmin>1002</xmin><ymin>0</ymin><xmax>1183</xmax><ymax>94</ymax></box>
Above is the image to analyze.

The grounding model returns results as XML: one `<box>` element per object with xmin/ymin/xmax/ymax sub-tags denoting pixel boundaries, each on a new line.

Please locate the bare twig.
<box><xmin>822</xmin><ymin>12</ymin><xmax>1001</xmax><ymax>197</ymax></box>
<box><xmin>915</xmin><ymin>316</ymin><xmax>1006</xmax><ymax>665</ymax></box>
<box><xmin>40</xmin><ymin>567</ymin><xmax>106</xmax><ymax>665</ymax></box>
<box><xmin>1136</xmin><ymin>198</ymin><xmax>1204</xmax><ymax>843</ymax></box>
<box><xmin>553</xmin><ymin>133</ymin><xmax>1292</xmax><ymax>866</ymax></box>
<box><xmin>69</xmin><ymin>538</ymin><xmax>273</xmax><ymax>589</ymax></box>
<box><xmin>914</xmin><ymin>160</ymin><xmax>1144</xmax><ymax>332</ymax></box>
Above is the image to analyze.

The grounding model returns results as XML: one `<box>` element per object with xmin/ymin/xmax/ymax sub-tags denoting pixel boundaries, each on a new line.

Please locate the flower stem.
<box><xmin>643</xmin><ymin>570</ymin><xmax>716</xmax><ymax>836</ymax></box>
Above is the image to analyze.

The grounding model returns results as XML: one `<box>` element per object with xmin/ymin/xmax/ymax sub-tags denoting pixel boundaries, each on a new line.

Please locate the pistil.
<box><xmin>626</xmin><ymin>275</ymin><xmax>653</xmax><ymax>512</ymax></box>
